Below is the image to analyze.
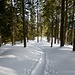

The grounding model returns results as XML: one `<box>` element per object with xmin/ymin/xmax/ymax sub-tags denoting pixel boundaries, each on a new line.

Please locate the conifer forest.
<box><xmin>0</xmin><ymin>0</ymin><xmax>75</xmax><ymax>51</ymax></box>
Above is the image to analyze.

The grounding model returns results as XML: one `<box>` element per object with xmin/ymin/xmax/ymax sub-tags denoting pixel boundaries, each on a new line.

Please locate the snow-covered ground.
<box><xmin>0</xmin><ymin>37</ymin><xmax>75</xmax><ymax>75</ymax></box>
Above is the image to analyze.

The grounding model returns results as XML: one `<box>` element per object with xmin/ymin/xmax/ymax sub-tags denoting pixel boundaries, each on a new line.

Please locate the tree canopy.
<box><xmin>0</xmin><ymin>0</ymin><xmax>75</xmax><ymax>50</ymax></box>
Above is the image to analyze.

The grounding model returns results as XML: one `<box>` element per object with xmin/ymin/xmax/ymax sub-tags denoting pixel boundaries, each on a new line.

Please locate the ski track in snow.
<box><xmin>0</xmin><ymin>40</ymin><xmax>47</xmax><ymax>75</ymax></box>
<box><xmin>30</xmin><ymin>46</ymin><xmax>46</xmax><ymax>75</ymax></box>
<box><xmin>0</xmin><ymin>38</ymin><xmax>75</xmax><ymax>75</ymax></box>
<box><xmin>0</xmin><ymin>45</ymin><xmax>41</xmax><ymax>75</ymax></box>
<box><xmin>31</xmin><ymin>45</ymin><xmax>57</xmax><ymax>75</ymax></box>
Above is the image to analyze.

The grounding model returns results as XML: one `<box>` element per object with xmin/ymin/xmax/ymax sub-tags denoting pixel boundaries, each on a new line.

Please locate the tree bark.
<box><xmin>37</xmin><ymin>0</ymin><xmax>39</xmax><ymax>42</ymax></box>
<box><xmin>22</xmin><ymin>0</ymin><xmax>26</xmax><ymax>47</ymax></box>
<box><xmin>73</xmin><ymin>29</ymin><xmax>75</xmax><ymax>51</ymax></box>
<box><xmin>11</xmin><ymin>0</ymin><xmax>15</xmax><ymax>46</ymax></box>
<box><xmin>0</xmin><ymin>34</ymin><xmax>1</xmax><ymax>47</ymax></box>
<box><xmin>71</xmin><ymin>1</ymin><xmax>74</xmax><ymax>45</ymax></box>
<box><xmin>60</xmin><ymin>0</ymin><xmax>65</xmax><ymax>47</ymax></box>
<box><xmin>51</xmin><ymin>15</ymin><xmax>54</xmax><ymax>47</ymax></box>
<box><xmin>73</xmin><ymin>1</ymin><xmax>75</xmax><ymax>51</ymax></box>
<box><xmin>64</xmin><ymin>0</ymin><xmax>68</xmax><ymax>44</ymax></box>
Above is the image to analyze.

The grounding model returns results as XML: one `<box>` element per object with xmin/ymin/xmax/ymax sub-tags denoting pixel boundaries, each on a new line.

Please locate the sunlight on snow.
<box><xmin>0</xmin><ymin>55</ymin><xmax>16</xmax><ymax>58</ymax></box>
<box><xmin>39</xmin><ymin>58</ymin><xmax>43</xmax><ymax>63</ymax></box>
<box><xmin>24</xmin><ymin>55</ymin><xmax>38</xmax><ymax>61</ymax></box>
<box><xmin>59</xmin><ymin>46</ymin><xmax>72</xmax><ymax>51</ymax></box>
<box><xmin>0</xmin><ymin>66</ymin><xmax>18</xmax><ymax>75</ymax></box>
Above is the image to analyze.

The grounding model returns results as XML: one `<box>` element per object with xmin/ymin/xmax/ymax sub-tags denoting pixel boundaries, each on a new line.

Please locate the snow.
<box><xmin>0</xmin><ymin>37</ymin><xmax>75</xmax><ymax>75</ymax></box>
<box><xmin>31</xmin><ymin>48</ymin><xmax>46</xmax><ymax>75</ymax></box>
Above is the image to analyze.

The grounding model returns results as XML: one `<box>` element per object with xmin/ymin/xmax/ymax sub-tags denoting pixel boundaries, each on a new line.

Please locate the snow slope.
<box><xmin>0</xmin><ymin>43</ymin><xmax>41</xmax><ymax>75</ymax></box>
<box><xmin>0</xmin><ymin>38</ymin><xmax>75</xmax><ymax>75</ymax></box>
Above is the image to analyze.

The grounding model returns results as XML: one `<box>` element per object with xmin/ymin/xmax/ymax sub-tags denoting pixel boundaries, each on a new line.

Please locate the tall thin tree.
<box><xmin>37</xmin><ymin>0</ymin><xmax>39</xmax><ymax>42</ymax></box>
<box><xmin>60</xmin><ymin>0</ymin><xmax>65</xmax><ymax>47</ymax></box>
<box><xmin>11</xmin><ymin>0</ymin><xmax>15</xmax><ymax>46</ymax></box>
<box><xmin>22</xmin><ymin>0</ymin><xmax>26</xmax><ymax>47</ymax></box>
<box><xmin>73</xmin><ymin>1</ymin><xmax>75</xmax><ymax>51</ymax></box>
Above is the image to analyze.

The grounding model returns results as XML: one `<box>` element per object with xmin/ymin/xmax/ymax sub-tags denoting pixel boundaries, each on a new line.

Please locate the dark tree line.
<box><xmin>0</xmin><ymin>0</ymin><xmax>75</xmax><ymax>51</ymax></box>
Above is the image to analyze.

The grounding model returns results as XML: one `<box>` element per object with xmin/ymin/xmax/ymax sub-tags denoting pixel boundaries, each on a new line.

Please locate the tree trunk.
<box><xmin>0</xmin><ymin>24</ymin><xmax>1</xmax><ymax>46</ymax></box>
<box><xmin>40</xmin><ymin>25</ymin><xmax>42</xmax><ymax>41</ymax></box>
<box><xmin>40</xmin><ymin>16</ymin><xmax>42</xmax><ymax>41</ymax></box>
<box><xmin>60</xmin><ymin>0</ymin><xmax>65</xmax><ymax>47</ymax></box>
<box><xmin>22</xmin><ymin>0</ymin><xmax>26</xmax><ymax>47</ymax></box>
<box><xmin>71</xmin><ymin>1</ymin><xmax>74</xmax><ymax>45</ymax></box>
<box><xmin>54</xmin><ymin>13</ymin><xmax>57</xmax><ymax>44</ymax></box>
<box><xmin>37</xmin><ymin>0</ymin><xmax>39</xmax><ymax>42</ymax></box>
<box><xmin>47</xmin><ymin>26</ymin><xmax>50</xmax><ymax>42</ymax></box>
<box><xmin>65</xmin><ymin>0</ymin><xmax>68</xmax><ymax>44</ymax></box>
<box><xmin>57</xmin><ymin>22</ymin><xmax>59</xmax><ymax>44</ymax></box>
<box><xmin>73</xmin><ymin>1</ymin><xmax>75</xmax><ymax>51</ymax></box>
<box><xmin>11</xmin><ymin>0</ymin><xmax>15</xmax><ymax>46</ymax></box>
<box><xmin>0</xmin><ymin>35</ymin><xmax>1</xmax><ymax>47</ymax></box>
<box><xmin>73</xmin><ymin>29</ymin><xmax>75</xmax><ymax>51</ymax></box>
<box><xmin>51</xmin><ymin>15</ymin><xmax>54</xmax><ymax>47</ymax></box>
